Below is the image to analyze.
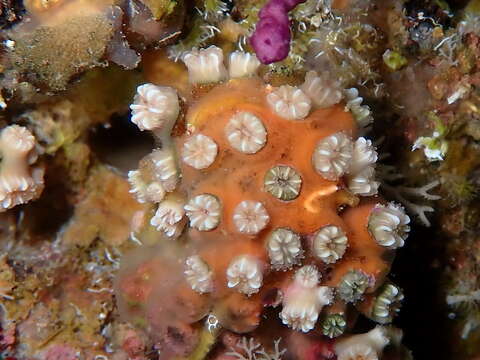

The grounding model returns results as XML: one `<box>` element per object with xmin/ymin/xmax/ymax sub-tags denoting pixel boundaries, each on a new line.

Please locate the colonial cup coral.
<box><xmin>119</xmin><ymin>45</ymin><xmax>409</xmax><ymax>359</ymax></box>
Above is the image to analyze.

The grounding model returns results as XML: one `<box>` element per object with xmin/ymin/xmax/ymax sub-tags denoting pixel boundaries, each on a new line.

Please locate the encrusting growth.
<box><xmin>120</xmin><ymin>45</ymin><xmax>408</xmax><ymax>356</ymax></box>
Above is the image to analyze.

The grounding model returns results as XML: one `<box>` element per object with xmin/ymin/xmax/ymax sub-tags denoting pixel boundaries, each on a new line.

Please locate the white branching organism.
<box><xmin>225</xmin><ymin>112</ymin><xmax>267</xmax><ymax>154</ymax></box>
<box><xmin>0</xmin><ymin>125</ymin><xmax>44</xmax><ymax>211</ymax></box>
<box><xmin>344</xmin><ymin>88</ymin><xmax>373</xmax><ymax>129</ymax></box>
<box><xmin>226</xmin><ymin>255</ymin><xmax>263</xmax><ymax>295</ymax></box>
<box><xmin>313</xmin><ymin>225</ymin><xmax>348</xmax><ymax>264</ymax></box>
<box><xmin>334</xmin><ymin>326</ymin><xmax>390</xmax><ymax>360</ymax></box>
<box><xmin>312</xmin><ymin>132</ymin><xmax>353</xmax><ymax>181</ymax></box>
<box><xmin>182</xmin><ymin>46</ymin><xmax>227</xmax><ymax>84</ymax></box>
<box><xmin>267</xmin><ymin>85</ymin><xmax>312</xmax><ymax>120</ymax></box>
<box><xmin>228</xmin><ymin>51</ymin><xmax>261</xmax><ymax>78</ymax></box>
<box><xmin>380</xmin><ymin>180</ymin><xmax>441</xmax><ymax>227</ymax></box>
<box><xmin>226</xmin><ymin>337</ymin><xmax>286</xmax><ymax>360</ymax></box>
<box><xmin>446</xmin><ymin>279</ymin><xmax>480</xmax><ymax>339</ymax></box>
<box><xmin>184</xmin><ymin>194</ymin><xmax>221</xmax><ymax>231</ymax></box>
<box><xmin>266</xmin><ymin>228</ymin><xmax>303</xmax><ymax>270</ymax></box>
<box><xmin>182</xmin><ymin>134</ymin><xmax>218</xmax><ymax>169</ymax></box>
<box><xmin>184</xmin><ymin>255</ymin><xmax>214</xmax><ymax>294</ymax></box>
<box><xmin>130</xmin><ymin>84</ymin><xmax>180</xmax><ymax>131</ymax></box>
<box><xmin>301</xmin><ymin>70</ymin><xmax>343</xmax><ymax>108</ymax></box>
<box><xmin>233</xmin><ymin>200</ymin><xmax>270</xmax><ymax>235</ymax></box>
<box><xmin>280</xmin><ymin>266</ymin><xmax>333</xmax><ymax>332</ymax></box>
<box><xmin>368</xmin><ymin>202</ymin><xmax>410</xmax><ymax>249</ymax></box>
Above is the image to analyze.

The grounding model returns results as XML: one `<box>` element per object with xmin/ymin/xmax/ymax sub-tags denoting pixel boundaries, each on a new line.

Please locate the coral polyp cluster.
<box><xmin>117</xmin><ymin>45</ymin><xmax>410</xmax><ymax>359</ymax></box>
<box><xmin>0</xmin><ymin>125</ymin><xmax>44</xmax><ymax>211</ymax></box>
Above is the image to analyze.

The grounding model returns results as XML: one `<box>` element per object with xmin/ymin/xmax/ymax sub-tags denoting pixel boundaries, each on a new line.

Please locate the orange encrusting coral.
<box><xmin>119</xmin><ymin>46</ymin><xmax>410</xmax><ymax>358</ymax></box>
<box><xmin>180</xmin><ymin>79</ymin><xmax>356</xmax><ymax>235</ymax></box>
<box><xmin>177</xmin><ymin>78</ymin><xmax>386</xmax><ymax>291</ymax></box>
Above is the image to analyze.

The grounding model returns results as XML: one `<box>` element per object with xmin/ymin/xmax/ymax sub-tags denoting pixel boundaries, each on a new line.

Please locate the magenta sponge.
<box><xmin>250</xmin><ymin>0</ymin><xmax>305</xmax><ymax>64</ymax></box>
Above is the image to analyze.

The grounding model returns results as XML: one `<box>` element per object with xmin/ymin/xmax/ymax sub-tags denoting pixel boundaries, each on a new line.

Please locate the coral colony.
<box><xmin>121</xmin><ymin>45</ymin><xmax>408</xmax><ymax>359</ymax></box>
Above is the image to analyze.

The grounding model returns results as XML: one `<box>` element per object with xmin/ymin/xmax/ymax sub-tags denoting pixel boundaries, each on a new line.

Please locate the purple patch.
<box><xmin>249</xmin><ymin>0</ymin><xmax>306</xmax><ymax>64</ymax></box>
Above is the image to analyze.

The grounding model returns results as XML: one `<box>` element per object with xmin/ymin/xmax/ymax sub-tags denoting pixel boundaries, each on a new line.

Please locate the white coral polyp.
<box><xmin>347</xmin><ymin>138</ymin><xmax>379</xmax><ymax>196</ymax></box>
<box><xmin>182</xmin><ymin>46</ymin><xmax>227</xmax><ymax>84</ymax></box>
<box><xmin>312</xmin><ymin>132</ymin><xmax>353</xmax><ymax>181</ymax></box>
<box><xmin>130</xmin><ymin>84</ymin><xmax>179</xmax><ymax>131</ymax></box>
<box><xmin>267</xmin><ymin>85</ymin><xmax>312</xmax><ymax>120</ymax></box>
<box><xmin>0</xmin><ymin>169</ymin><xmax>44</xmax><ymax>211</ymax></box>
<box><xmin>280</xmin><ymin>266</ymin><xmax>333</xmax><ymax>333</ymax></box>
<box><xmin>368</xmin><ymin>203</ymin><xmax>410</xmax><ymax>249</ymax></box>
<box><xmin>226</xmin><ymin>255</ymin><xmax>263</xmax><ymax>295</ymax></box>
<box><xmin>351</xmin><ymin>138</ymin><xmax>378</xmax><ymax>173</ymax></box>
<box><xmin>294</xmin><ymin>265</ymin><xmax>321</xmax><ymax>288</ymax></box>
<box><xmin>150</xmin><ymin>199</ymin><xmax>185</xmax><ymax>237</ymax></box>
<box><xmin>225</xmin><ymin>112</ymin><xmax>267</xmax><ymax>154</ymax></box>
<box><xmin>0</xmin><ymin>125</ymin><xmax>44</xmax><ymax>212</ymax></box>
<box><xmin>184</xmin><ymin>194</ymin><xmax>221</xmax><ymax>231</ymax></box>
<box><xmin>313</xmin><ymin>225</ymin><xmax>348</xmax><ymax>264</ymax></box>
<box><xmin>228</xmin><ymin>51</ymin><xmax>260</xmax><ymax>78</ymax></box>
<box><xmin>128</xmin><ymin>170</ymin><xmax>165</xmax><ymax>203</ymax></box>
<box><xmin>150</xmin><ymin>149</ymin><xmax>179</xmax><ymax>192</ymax></box>
<box><xmin>334</xmin><ymin>326</ymin><xmax>390</xmax><ymax>360</ymax></box>
<box><xmin>347</xmin><ymin>166</ymin><xmax>379</xmax><ymax>196</ymax></box>
<box><xmin>184</xmin><ymin>255</ymin><xmax>213</xmax><ymax>294</ymax></box>
<box><xmin>233</xmin><ymin>200</ymin><xmax>270</xmax><ymax>235</ymax></box>
<box><xmin>267</xmin><ymin>228</ymin><xmax>303</xmax><ymax>270</ymax></box>
<box><xmin>181</xmin><ymin>134</ymin><xmax>218</xmax><ymax>169</ymax></box>
<box><xmin>301</xmin><ymin>70</ymin><xmax>343</xmax><ymax>108</ymax></box>
<box><xmin>0</xmin><ymin>125</ymin><xmax>35</xmax><ymax>155</ymax></box>
<box><xmin>344</xmin><ymin>88</ymin><xmax>373</xmax><ymax>129</ymax></box>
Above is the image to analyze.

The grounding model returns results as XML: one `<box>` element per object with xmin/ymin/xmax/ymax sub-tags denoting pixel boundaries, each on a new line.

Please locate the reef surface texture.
<box><xmin>1</xmin><ymin>0</ymin><xmax>480</xmax><ymax>360</ymax></box>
